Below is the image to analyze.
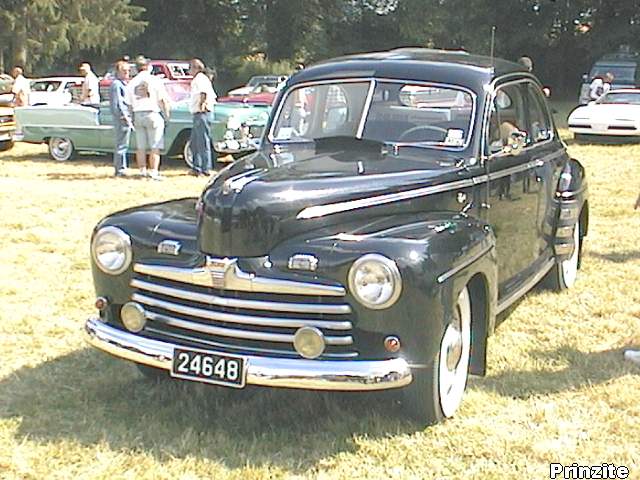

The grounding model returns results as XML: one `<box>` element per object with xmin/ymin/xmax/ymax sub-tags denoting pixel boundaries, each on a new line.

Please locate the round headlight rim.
<box><xmin>348</xmin><ymin>253</ymin><xmax>402</xmax><ymax>310</ymax></box>
<box><xmin>91</xmin><ymin>225</ymin><xmax>133</xmax><ymax>275</ymax></box>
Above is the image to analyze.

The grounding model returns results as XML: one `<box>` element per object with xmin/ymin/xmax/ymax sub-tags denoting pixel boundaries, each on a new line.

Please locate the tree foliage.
<box><xmin>0</xmin><ymin>0</ymin><xmax>145</xmax><ymax>72</ymax></box>
<box><xmin>3</xmin><ymin>0</ymin><xmax>640</xmax><ymax>93</ymax></box>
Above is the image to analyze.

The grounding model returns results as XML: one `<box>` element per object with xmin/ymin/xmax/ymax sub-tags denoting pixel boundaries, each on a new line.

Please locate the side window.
<box><xmin>322</xmin><ymin>85</ymin><xmax>348</xmax><ymax>134</ymax></box>
<box><xmin>487</xmin><ymin>83</ymin><xmax>527</xmax><ymax>154</ymax></box>
<box><xmin>525</xmin><ymin>83</ymin><xmax>552</xmax><ymax>144</ymax></box>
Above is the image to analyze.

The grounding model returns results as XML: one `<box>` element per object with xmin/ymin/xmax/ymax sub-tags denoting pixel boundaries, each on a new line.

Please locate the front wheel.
<box><xmin>48</xmin><ymin>137</ymin><xmax>75</xmax><ymax>161</ymax></box>
<box><xmin>403</xmin><ymin>286</ymin><xmax>472</xmax><ymax>425</ymax></box>
<box><xmin>546</xmin><ymin>219</ymin><xmax>582</xmax><ymax>291</ymax></box>
<box><xmin>0</xmin><ymin>140</ymin><xmax>13</xmax><ymax>152</ymax></box>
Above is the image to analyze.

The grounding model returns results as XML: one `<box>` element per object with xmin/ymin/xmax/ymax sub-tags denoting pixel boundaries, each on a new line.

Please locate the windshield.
<box><xmin>31</xmin><ymin>80</ymin><xmax>61</xmax><ymax>92</ymax></box>
<box><xmin>270</xmin><ymin>80</ymin><xmax>475</xmax><ymax>149</ymax></box>
<box><xmin>590</xmin><ymin>65</ymin><xmax>636</xmax><ymax>83</ymax></box>
<box><xmin>597</xmin><ymin>92</ymin><xmax>640</xmax><ymax>105</ymax></box>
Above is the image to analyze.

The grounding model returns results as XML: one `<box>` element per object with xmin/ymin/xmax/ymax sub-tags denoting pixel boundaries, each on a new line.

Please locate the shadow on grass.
<box><xmin>472</xmin><ymin>345</ymin><xmax>637</xmax><ymax>399</ymax></box>
<box><xmin>588</xmin><ymin>250</ymin><xmax>640</xmax><ymax>263</ymax></box>
<box><xmin>0</xmin><ymin>348</ymin><xmax>419</xmax><ymax>471</ymax></box>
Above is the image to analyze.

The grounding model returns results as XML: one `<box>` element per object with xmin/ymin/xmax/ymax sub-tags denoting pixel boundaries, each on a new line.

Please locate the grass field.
<box><xmin>1</xmin><ymin>128</ymin><xmax>639</xmax><ymax>479</ymax></box>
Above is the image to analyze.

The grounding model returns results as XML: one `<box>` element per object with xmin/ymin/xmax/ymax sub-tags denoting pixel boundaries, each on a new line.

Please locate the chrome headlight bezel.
<box><xmin>91</xmin><ymin>226</ymin><xmax>133</xmax><ymax>275</ymax></box>
<box><xmin>348</xmin><ymin>254</ymin><xmax>402</xmax><ymax>310</ymax></box>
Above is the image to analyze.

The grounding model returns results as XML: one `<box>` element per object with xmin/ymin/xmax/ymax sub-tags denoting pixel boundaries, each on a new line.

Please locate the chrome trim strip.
<box><xmin>496</xmin><ymin>258</ymin><xmax>554</xmax><ymax>314</ymax></box>
<box><xmin>130</xmin><ymin>279</ymin><xmax>352</xmax><ymax>315</ymax></box>
<box><xmin>297</xmin><ymin>176</ymin><xmax>483</xmax><ymax>220</ymax></box>
<box><xmin>133</xmin><ymin>293</ymin><xmax>353</xmax><ymax>332</ymax></box>
<box><xmin>356</xmin><ymin>80</ymin><xmax>376</xmax><ymax>139</ymax></box>
<box><xmin>296</xmin><ymin>149</ymin><xmax>563</xmax><ymax>220</ymax></box>
<box><xmin>85</xmin><ymin>318</ymin><xmax>412</xmax><ymax>391</ymax></box>
<box><xmin>146</xmin><ymin>310</ymin><xmax>352</xmax><ymax>346</ymax></box>
<box><xmin>437</xmin><ymin>245</ymin><xmax>494</xmax><ymax>284</ymax></box>
<box><xmin>144</xmin><ymin>326</ymin><xmax>359</xmax><ymax>359</ymax></box>
<box><xmin>134</xmin><ymin>261</ymin><xmax>346</xmax><ymax>297</ymax></box>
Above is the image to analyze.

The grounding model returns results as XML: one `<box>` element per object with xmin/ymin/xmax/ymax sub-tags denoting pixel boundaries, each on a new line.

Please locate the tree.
<box><xmin>0</xmin><ymin>0</ymin><xmax>146</xmax><ymax>73</ymax></box>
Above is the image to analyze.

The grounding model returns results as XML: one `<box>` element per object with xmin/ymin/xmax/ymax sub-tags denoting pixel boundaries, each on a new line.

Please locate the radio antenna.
<box><xmin>490</xmin><ymin>26</ymin><xmax>496</xmax><ymax>66</ymax></box>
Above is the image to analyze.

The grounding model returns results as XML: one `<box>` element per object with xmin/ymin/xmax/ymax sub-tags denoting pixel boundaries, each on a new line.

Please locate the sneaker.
<box><xmin>115</xmin><ymin>168</ymin><xmax>130</xmax><ymax>177</ymax></box>
<box><xmin>149</xmin><ymin>171</ymin><xmax>164</xmax><ymax>181</ymax></box>
<box><xmin>188</xmin><ymin>170</ymin><xmax>201</xmax><ymax>177</ymax></box>
<box><xmin>624</xmin><ymin>350</ymin><xmax>640</xmax><ymax>365</ymax></box>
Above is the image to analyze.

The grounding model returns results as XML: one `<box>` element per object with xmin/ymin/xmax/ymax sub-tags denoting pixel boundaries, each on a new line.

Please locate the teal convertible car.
<box><xmin>14</xmin><ymin>93</ymin><xmax>270</xmax><ymax>165</ymax></box>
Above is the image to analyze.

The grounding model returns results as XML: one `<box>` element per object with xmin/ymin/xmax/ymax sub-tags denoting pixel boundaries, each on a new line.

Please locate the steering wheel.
<box><xmin>397</xmin><ymin>125</ymin><xmax>449</xmax><ymax>143</ymax></box>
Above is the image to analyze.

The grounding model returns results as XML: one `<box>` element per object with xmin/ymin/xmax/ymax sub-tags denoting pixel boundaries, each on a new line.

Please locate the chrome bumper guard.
<box><xmin>85</xmin><ymin>317</ymin><xmax>413</xmax><ymax>391</ymax></box>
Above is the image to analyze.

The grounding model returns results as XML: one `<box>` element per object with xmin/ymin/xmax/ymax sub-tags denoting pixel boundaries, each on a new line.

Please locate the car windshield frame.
<box><xmin>267</xmin><ymin>78</ymin><xmax>477</xmax><ymax>151</ymax></box>
<box><xmin>596</xmin><ymin>91</ymin><xmax>640</xmax><ymax>105</ymax></box>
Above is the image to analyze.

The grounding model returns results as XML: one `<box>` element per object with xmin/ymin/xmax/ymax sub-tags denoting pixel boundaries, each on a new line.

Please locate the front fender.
<box><xmin>269</xmin><ymin>212</ymin><xmax>497</xmax><ymax>367</ymax></box>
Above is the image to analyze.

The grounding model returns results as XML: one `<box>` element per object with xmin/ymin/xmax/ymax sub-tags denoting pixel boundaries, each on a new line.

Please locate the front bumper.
<box><xmin>85</xmin><ymin>317</ymin><xmax>413</xmax><ymax>391</ymax></box>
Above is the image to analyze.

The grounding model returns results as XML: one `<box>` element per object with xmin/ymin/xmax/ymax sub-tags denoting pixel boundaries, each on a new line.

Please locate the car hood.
<box><xmin>198</xmin><ymin>145</ymin><xmax>471</xmax><ymax>257</ymax></box>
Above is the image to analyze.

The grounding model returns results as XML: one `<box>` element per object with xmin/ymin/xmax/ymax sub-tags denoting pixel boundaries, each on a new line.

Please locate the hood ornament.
<box><xmin>205</xmin><ymin>257</ymin><xmax>237</xmax><ymax>289</ymax></box>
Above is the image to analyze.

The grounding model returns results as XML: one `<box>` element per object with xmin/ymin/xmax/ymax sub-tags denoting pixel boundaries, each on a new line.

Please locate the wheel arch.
<box><xmin>168</xmin><ymin>128</ymin><xmax>191</xmax><ymax>157</ymax></box>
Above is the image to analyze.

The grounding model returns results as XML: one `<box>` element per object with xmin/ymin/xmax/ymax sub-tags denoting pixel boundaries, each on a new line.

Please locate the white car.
<box><xmin>568</xmin><ymin>88</ymin><xmax>640</xmax><ymax>140</ymax></box>
<box><xmin>227</xmin><ymin>75</ymin><xmax>287</xmax><ymax>97</ymax></box>
<box><xmin>29</xmin><ymin>77</ymin><xmax>84</xmax><ymax>106</ymax></box>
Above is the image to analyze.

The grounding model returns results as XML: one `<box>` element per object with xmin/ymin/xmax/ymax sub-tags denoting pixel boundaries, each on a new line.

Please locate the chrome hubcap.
<box><xmin>438</xmin><ymin>287</ymin><xmax>471</xmax><ymax>418</ymax></box>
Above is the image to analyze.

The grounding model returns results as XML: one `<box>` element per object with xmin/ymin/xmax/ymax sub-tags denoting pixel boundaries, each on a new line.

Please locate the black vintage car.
<box><xmin>86</xmin><ymin>49</ymin><xmax>588</xmax><ymax>424</ymax></box>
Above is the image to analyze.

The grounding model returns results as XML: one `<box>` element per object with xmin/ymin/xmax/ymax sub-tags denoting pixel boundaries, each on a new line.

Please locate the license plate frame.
<box><xmin>170</xmin><ymin>347</ymin><xmax>247</xmax><ymax>388</ymax></box>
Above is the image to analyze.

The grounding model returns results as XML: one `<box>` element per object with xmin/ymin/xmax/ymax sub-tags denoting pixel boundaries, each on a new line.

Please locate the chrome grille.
<box><xmin>130</xmin><ymin>265</ymin><xmax>357</xmax><ymax>359</ymax></box>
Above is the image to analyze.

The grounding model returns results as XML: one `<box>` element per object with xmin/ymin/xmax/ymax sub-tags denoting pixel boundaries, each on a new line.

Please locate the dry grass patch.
<box><xmin>0</xmin><ymin>136</ymin><xmax>639</xmax><ymax>479</ymax></box>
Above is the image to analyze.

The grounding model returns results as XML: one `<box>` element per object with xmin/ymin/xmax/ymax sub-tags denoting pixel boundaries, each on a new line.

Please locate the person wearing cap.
<box><xmin>10</xmin><ymin>66</ymin><xmax>30</xmax><ymax>107</ymax></box>
<box><xmin>79</xmin><ymin>62</ymin><xmax>100</xmax><ymax>107</ymax></box>
<box><xmin>126</xmin><ymin>56</ymin><xmax>171</xmax><ymax>180</ymax></box>
<box><xmin>188</xmin><ymin>58</ymin><xmax>217</xmax><ymax>176</ymax></box>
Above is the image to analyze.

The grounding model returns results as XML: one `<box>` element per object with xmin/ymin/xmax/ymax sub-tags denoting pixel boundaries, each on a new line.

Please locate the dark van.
<box><xmin>579</xmin><ymin>48</ymin><xmax>640</xmax><ymax>104</ymax></box>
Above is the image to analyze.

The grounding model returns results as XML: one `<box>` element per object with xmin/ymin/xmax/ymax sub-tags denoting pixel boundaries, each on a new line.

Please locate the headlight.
<box><xmin>91</xmin><ymin>226</ymin><xmax>132</xmax><ymax>275</ymax></box>
<box><xmin>348</xmin><ymin>254</ymin><xmax>402</xmax><ymax>309</ymax></box>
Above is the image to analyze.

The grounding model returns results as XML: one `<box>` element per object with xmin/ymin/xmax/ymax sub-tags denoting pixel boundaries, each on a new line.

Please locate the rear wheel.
<box><xmin>182</xmin><ymin>139</ymin><xmax>194</xmax><ymax>169</ymax></box>
<box><xmin>546</xmin><ymin>219</ymin><xmax>582</xmax><ymax>291</ymax></box>
<box><xmin>0</xmin><ymin>140</ymin><xmax>13</xmax><ymax>152</ymax></box>
<box><xmin>48</xmin><ymin>137</ymin><xmax>75</xmax><ymax>161</ymax></box>
<box><xmin>403</xmin><ymin>286</ymin><xmax>472</xmax><ymax>425</ymax></box>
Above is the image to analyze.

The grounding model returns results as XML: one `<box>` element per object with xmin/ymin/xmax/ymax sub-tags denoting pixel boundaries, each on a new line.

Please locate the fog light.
<box><xmin>384</xmin><ymin>336</ymin><xmax>401</xmax><ymax>353</ymax></box>
<box><xmin>120</xmin><ymin>302</ymin><xmax>146</xmax><ymax>332</ymax></box>
<box><xmin>293</xmin><ymin>327</ymin><xmax>325</xmax><ymax>359</ymax></box>
<box><xmin>95</xmin><ymin>296</ymin><xmax>108</xmax><ymax>311</ymax></box>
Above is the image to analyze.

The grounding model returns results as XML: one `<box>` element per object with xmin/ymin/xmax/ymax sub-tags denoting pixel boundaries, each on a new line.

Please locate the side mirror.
<box><xmin>502</xmin><ymin>131</ymin><xmax>527</xmax><ymax>156</ymax></box>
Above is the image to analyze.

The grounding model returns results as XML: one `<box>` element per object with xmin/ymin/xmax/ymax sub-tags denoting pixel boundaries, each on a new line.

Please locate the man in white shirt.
<box><xmin>126</xmin><ymin>56</ymin><xmax>171</xmax><ymax>180</ymax></box>
<box><xmin>188</xmin><ymin>58</ymin><xmax>217</xmax><ymax>175</ymax></box>
<box><xmin>79</xmin><ymin>62</ymin><xmax>100</xmax><ymax>107</ymax></box>
<box><xmin>10</xmin><ymin>66</ymin><xmax>30</xmax><ymax>107</ymax></box>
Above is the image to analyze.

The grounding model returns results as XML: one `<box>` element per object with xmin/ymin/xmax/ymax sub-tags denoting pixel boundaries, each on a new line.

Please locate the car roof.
<box><xmin>603</xmin><ymin>88</ymin><xmax>640</xmax><ymax>94</ymax></box>
<box><xmin>32</xmin><ymin>76</ymin><xmax>84</xmax><ymax>82</ymax></box>
<box><xmin>290</xmin><ymin>48</ymin><xmax>528</xmax><ymax>91</ymax></box>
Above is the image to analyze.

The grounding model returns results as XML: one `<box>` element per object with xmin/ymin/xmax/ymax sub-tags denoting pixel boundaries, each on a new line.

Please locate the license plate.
<box><xmin>171</xmin><ymin>347</ymin><xmax>246</xmax><ymax>388</ymax></box>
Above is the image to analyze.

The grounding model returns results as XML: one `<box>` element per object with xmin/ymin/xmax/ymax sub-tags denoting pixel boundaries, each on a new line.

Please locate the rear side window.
<box><xmin>524</xmin><ymin>84</ymin><xmax>552</xmax><ymax>144</ymax></box>
<box><xmin>487</xmin><ymin>83</ymin><xmax>527</xmax><ymax>153</ymax></box>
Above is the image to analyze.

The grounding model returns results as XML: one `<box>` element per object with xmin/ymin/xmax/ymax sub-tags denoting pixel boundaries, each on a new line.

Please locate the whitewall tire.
<box><xmin>183</xmin><ymin>139</ymin><xmax>194</xmax><ymax>169</ymax></box>
<box><xmin>404</xmin><ymin>286</ymin><xmax>472</xmax><ymax>424</ymax></box>
<box><xmin>546</xmin><ymin>220</ymin><xmax>581</xmax><ymax>291</ymax></box>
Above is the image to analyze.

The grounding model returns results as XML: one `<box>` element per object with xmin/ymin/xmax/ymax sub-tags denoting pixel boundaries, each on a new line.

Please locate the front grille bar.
<box><xmin>143</xmin><ymin>327</ymin><xmax>358</xmax><ymax>359</ymax></box>
<box><xmin>132</xmin><ymin>293</ymin><xmax>353</xmax><ymax>331</ymax></box>
<box><xmin>131</xmin><ymin>278</ymin><xmax>351</xmax><ymax>315</ymax></box>
<box><xmin>145</xmin><ymin>311</ymin><xmax>354</xmax><ymax>346</ymax></box>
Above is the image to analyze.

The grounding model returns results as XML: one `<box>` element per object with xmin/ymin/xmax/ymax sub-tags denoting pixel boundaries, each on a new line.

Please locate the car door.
<box><xmin>485</xmin><ymin>79</ymin><xmax>542</xmax><ymax>299</ymax></box>
<box><xmin>521</xmin><ymin>82</ymin><xmax>566</xmax><ymax>261</ymax></box>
